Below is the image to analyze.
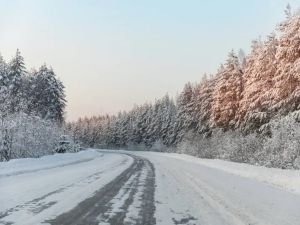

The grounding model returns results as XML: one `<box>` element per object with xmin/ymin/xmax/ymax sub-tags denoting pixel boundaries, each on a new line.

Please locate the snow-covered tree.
<box><xmin>7</xmin><ymin>49</ymin><xmax>27</xmax><ymax>113</ymax></box>
<box><xmin>193</xmin><ymin>74</ymin><xmax>215</xmax><ymax>134</ymax></box>
<box><xmin>270</xmin><ymin>11</ymin><xmax>300</xmax><ymax>115</ymax></box>
<box><xmin>28</xmin><ymin>65</ymin><xmax>66</xmax><ymax>123</ymax></box>
<box><xmin>211</xmin><ymin>51</ymin><xmax>244</xmax><ymax>129</ymax></box>
<box><xmin>0</xmin><ymin>54</ymin><xmax>10</xmax><ymax>116</ymax></box>
<box><xmin>238</xmin><ymin>35</ymin><xmax>278</xmax><ymax>131</ymax></box>
<box><xmin>175</xmin><ymin>82</ymin><xmax>196</xmax><ymax>142</ymax></box>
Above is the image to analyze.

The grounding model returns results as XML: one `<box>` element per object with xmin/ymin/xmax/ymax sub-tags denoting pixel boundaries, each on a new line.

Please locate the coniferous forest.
<box><xmin>67</xmin><ymin>9</ymin><xmax>300</xmax><ymax>169</ymax></box>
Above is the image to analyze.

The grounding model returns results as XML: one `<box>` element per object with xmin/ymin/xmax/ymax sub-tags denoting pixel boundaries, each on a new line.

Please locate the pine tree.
<box><xmin>270</xmin><ymin>11</ymin><xmax>300</xmax><ymax>115</ymax></box>
<box><xmin>175</xmin><ymin>82</ymin><xmax>196</xmax><ymax>142</ymax></box>
<box><xmin>238</xmin><ymin>35</ymin><xmax>278</xmax><ymax>130</ymax></box>
<box><xmin>193</xmin><ymin>74</ymin><xmax>215</xmax><ymax>135</ymax></box>
<box><xmin>7</xmin><ymin>49</ymin><xmax>26</xmax><ymax>113</ymax></box>
<box><xmin>0</xmin><ymin>54</ymin><xmax>10</xmax><ymax>116</ymax></box>
<box><xmin>212</xmin><ymin>51</ymin><xmax>244</xmax><ymax>129</ymax></box>
<box><xmin>29</xmin><ymin>65</ymin><xmax>66</xmax><ymax>123</ymax></box>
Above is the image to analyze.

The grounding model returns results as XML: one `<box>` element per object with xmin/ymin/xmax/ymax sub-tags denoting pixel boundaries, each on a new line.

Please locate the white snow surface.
<box><xmin>150</xmin><ymin>152</ymin><xmax>300</xmax><ymax>195</ymax></box>
<box><xmin>1</xmin><ymin>149</ymin><xmax>300</xmax><ymax>225</ymax></box>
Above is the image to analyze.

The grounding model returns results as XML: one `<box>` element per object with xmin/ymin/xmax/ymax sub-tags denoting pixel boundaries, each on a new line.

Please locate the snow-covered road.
<box><xmin>1</xmin><ymin>150</ymin><xmax>300</xmax><ymax>225</ymax></box>
<box><xmin>135</xmin><ymin>152</ymin><xmax>300</xmax><ymax>225</ymax></box>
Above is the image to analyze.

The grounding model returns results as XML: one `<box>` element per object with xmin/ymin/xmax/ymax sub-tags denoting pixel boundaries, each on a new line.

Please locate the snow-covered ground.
<box><xmin>161</xmin><ymin>153</ymin><xmax>300</xmax><ymax>195</ymax></box>
<box><xmin>1</xmin><ymin>149</ymin><xmax>300</xmax><ymax>225</ymax></box>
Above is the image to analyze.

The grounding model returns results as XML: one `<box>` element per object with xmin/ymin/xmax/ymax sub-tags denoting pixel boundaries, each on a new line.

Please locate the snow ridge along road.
<box><xmin>1</xmin><ymin>149</ymin><xmax>300</xmax><ymax>225</ymax></box>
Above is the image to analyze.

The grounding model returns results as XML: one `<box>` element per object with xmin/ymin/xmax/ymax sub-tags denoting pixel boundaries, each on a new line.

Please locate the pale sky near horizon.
<box><xmin>0</xmin><ymin>0</ymin><xmax>298</xmax><ymax>121</ymax></box>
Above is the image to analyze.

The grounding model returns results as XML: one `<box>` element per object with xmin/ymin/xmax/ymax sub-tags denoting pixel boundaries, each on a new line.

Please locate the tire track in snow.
<box><xmin>47</xmin><ymin>154</ymin><xmax>156</xmax><ymax>225</ymax></box>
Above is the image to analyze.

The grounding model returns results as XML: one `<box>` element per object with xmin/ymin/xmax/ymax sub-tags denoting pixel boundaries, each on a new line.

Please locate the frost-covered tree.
<box><xmin>175</xmin><ymin>82</ymin><xmax>196</xmax><ymax>142</ymax></box>
<box><xmin>7</xmin><ymin>49</ymin><xmax>27</xmax><ymax>113</ymax></box>
<box><xmin>193</xmin><ymin>74</ymin><xmax>215</xmax><ymax>134</ymax></box>
<box><xmin>212</xmin><ymin>51</ymin><xmax>244</xmax><ymax>129</ymax></box>
<box><xmin>148</xmin><ymin>95</ymin><xmax>176</xmax><ymax>146</ymax></box>
<box><xmin>270</xmin><ymin>11</ymin><xmax>300</xmax><ymax>115</ymax></box>
<box><xmin>0</xmin><ymin>54</ymin><xmax>10</xmax><ymax>116</ymax></box>
<box><xmin>238</xmin><ymin>35</ymin><xmax>278</xmax><ymax>131</ymax></box>
<box><xmin>28</xmin><ymin>65</ymin><xmax>66</xmax><ymax>123</ymax></box>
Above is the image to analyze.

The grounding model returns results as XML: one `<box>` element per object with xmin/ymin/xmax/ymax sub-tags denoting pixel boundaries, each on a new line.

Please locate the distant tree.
<box><xmin>193</xmin><ymin>74</ymin><xmax>215</xmax><ymax>135</ymax></box>
<box><xmin>0</xmin><ymin>54</ymin><xmax>10</xmax><ymax>116</ymax></box>
<box><xmin>175</xmin><ymin>82</ymin><xmax>196</xmax><ymax>142</ymax></box>
<box><xmin>238</xmin><ymin>49</ymin><xmax>246</xmax><ymax>69</ymax></box>
<box><xmin>284</xmin><ymin>3</ymin><xmax>292</xmax><ymax>18</ymax></box>
<box><xmin>7</xmin><ymin>49</ymin><xmax>27</xmax><ymax>113</ymax></box>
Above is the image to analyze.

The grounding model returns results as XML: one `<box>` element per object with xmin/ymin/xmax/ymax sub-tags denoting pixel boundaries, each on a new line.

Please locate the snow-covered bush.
<box><xmin>55</xmin><ymin>135</ymin><xmax>71</xmax><ymax>153</ymax></box>
<box><xmin>201</xmin><ymin>130</ymin><xmax>263</xmax><ymax>163</ymax></box>
<box><xmin>177</xmin><ymin>131</ymin><xmax>199</xmax><ymax>156</ymax></box>
<box><xmin>0</xmin><ymin>113</ymin><xmax>68</xmax><ymax>161</ymax></box>
<box><xmin>178</xmin><ymin>131</ymin><xmax>218</xmax><ymax>159</ymax></box>
<box><xmin>225</xmin><ymin>132</ymin><xmax>263</xmax><ymax>164</ymax></box>
<box><xmin>150</xmin><ymin>140</ymin><xmax>167</xmax><ymax>152</ymax></box>
<box><xmin>262</xmin><ymin>115</ymin><xmax>300</xmax><ymax>169</ymax></box>
<box><xmin>178</xmin><ymin>128</ymin><xmax>264</xmax><ymax>164</ymax></box>
<box><xmin>55</xmin><ymin>135</ymin><xmax>80</xmax><ymax>154</ymax></box>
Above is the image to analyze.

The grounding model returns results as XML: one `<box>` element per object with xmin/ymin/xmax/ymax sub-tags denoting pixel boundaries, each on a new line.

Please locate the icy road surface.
<box><xmin>1</xmin><ymin>150</ymin><xmax>300</xmax><ymax>225</ymax></box>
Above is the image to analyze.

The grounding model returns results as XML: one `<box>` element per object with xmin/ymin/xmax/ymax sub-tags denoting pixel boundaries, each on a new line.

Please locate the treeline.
<box><xmin>68</xmin><ymin>9</ymin><xmax>300</xmax><ymax>169</ymax></box>
<box><xmin>0</xmin><ymin>50</ymin><xmax>69</xmax><ymax>161</ymax></box>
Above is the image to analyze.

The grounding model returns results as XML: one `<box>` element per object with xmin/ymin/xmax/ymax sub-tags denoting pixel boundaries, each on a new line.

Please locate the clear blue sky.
<box><xmin>0</xmin><ymin>0</ymin><xmax>298</xmax><ymax>120</ymax></box>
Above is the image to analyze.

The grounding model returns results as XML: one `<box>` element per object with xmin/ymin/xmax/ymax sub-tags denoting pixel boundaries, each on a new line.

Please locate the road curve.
<box><xmin>2</xmin><ymin>150</ymin><xmax>300</xmax><ymax>225</ymax></box>
<box><xmin>47</xmin><ymin>154</ymin><xmax>156</xmax><ymax>225</ymax></box>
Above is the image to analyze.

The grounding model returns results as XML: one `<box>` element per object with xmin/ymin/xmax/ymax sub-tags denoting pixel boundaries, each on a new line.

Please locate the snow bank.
<box><xmin>0</xmin><ymin>149</ymin><xmax>101</xmax><ymax>177</ymax></box>
<box><xmin>162</xmin><ymin>153</ymin><xmax>300</xmax><ymax>195</ymax></box>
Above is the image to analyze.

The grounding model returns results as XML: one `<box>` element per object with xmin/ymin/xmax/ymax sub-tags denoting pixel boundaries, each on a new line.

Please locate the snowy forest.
<box><xmin>2</xmin><ymin>8</ymin><xmax>300</xmax><ymax>170</ymax></box>
<box><xmin>68</xmin><ymin>8</ymin><xmax>300</xmax><ymax>169</ymax></box>
<box><xmin>0</xmin><ymin>50</ymin><xmax>71</xmax><ymax>161</ymax></box>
